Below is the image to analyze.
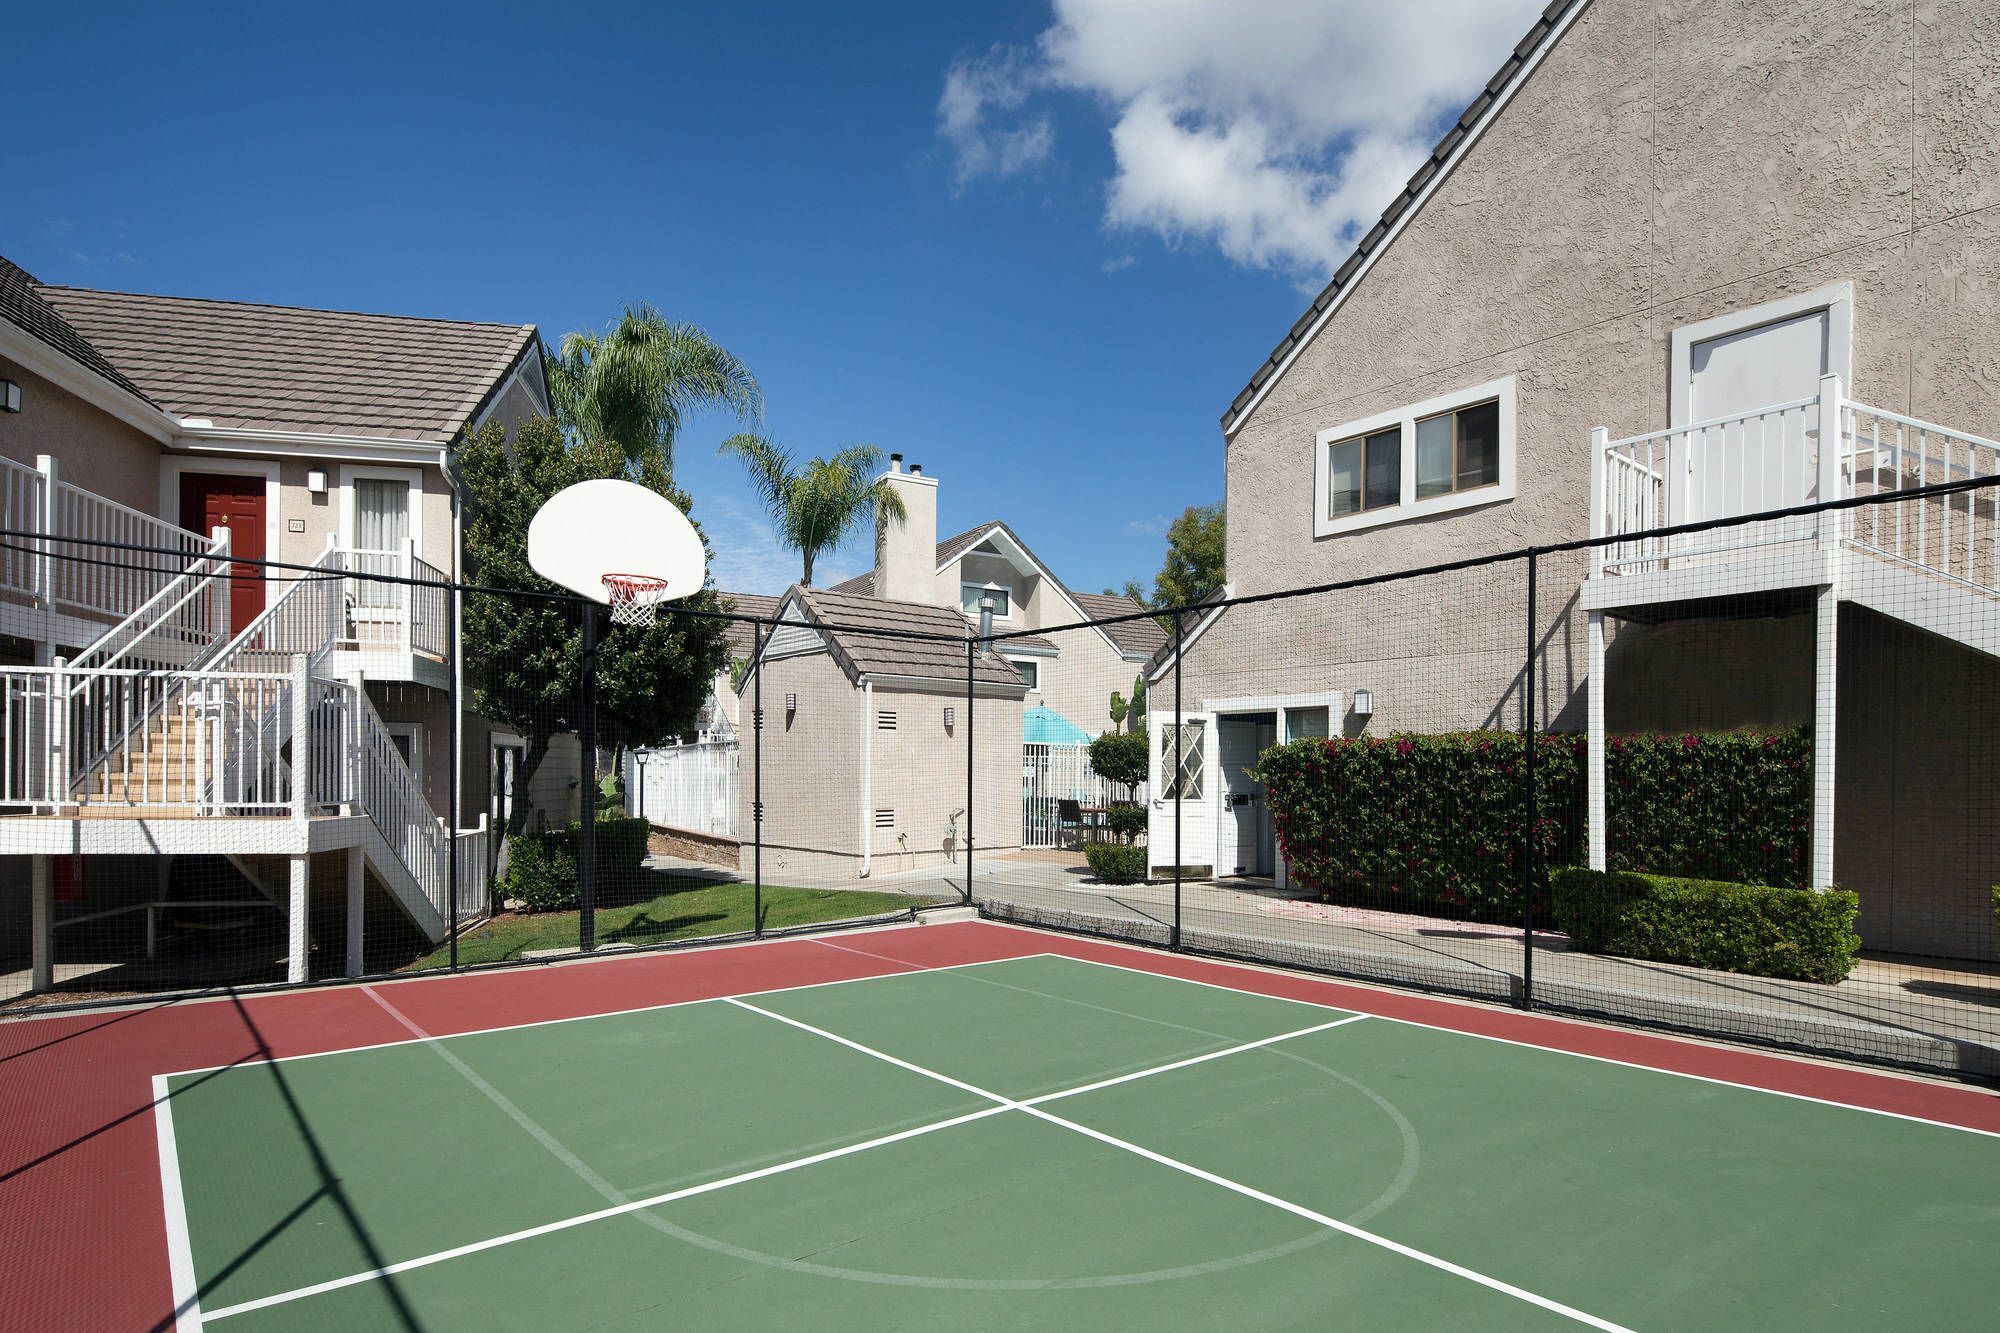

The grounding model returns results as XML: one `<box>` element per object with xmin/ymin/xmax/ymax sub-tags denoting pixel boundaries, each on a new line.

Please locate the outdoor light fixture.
<box><xmin>306</xmin><ymin>469</ymin><xmax>328</xmax><ymax>494</ymax></box>
<box><xmin>944</xmin><ymin>706</ymin><xmax>955</xmax><ymax>728</ymax></box>
<box><xmin>785</xmin><ymin>692</ymin><xmax>797</xmax><ymax>715</ymax></box>
<box><xmin>0</xmin><ymin>380</ymin><xmax>19</xmax><ymax>413</ymax></box>
<box><xmin>1353</xmin><ymin>689</ymin><xmax>1374</xmax><ymax>717</ymax></box>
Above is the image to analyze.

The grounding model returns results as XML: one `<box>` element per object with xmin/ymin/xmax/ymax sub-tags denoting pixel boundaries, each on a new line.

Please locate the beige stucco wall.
<box><xmin>0</xmin><ymin>356</ymin><xmax>163</xmax><ymax>514</ymax></box>
<box><xmin>1010</xmin><ymin>623</ymin><xmax>1147</xmax><ymax>739</ymax></box>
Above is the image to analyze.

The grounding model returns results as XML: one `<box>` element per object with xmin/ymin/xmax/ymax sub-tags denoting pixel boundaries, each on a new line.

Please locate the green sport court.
<box><xmin>7</xmin><ymin>922</ymin><xmax>1997</xmax><ymax>1328</ymax></box>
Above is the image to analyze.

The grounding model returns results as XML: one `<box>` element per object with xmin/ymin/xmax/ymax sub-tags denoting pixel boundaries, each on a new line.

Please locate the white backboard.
<box><xmin>527</xmin><ymin>478</ymin><xmax>706</xmax><ymax>604</ymax></box>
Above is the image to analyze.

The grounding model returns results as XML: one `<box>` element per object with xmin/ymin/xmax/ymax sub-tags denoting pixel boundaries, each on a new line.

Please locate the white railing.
<box><xmin>206</xmin><ymin>546</ymin><xmax>346</xmax><ymax>677</ymax></box>
<box><xmin>1840</xmin><ymin>402</ymin><xmax>2000</xmax><ymax>596</ymax></box>
<box><xmin>68</xmin><ymin>531</ymin><xmax>232</xmax><ymax>674</ymax></box>
<box><xmin>342</xmin><ymin>546</ymin><xmax>451</xmax><ymax>660</ymax></box>
<box><xmin>1592</xmin><ymin>394</ymin><xmax>1821</xmax><ymax>574</ymax></box>
<box><xmin>0</xmin><ymin>666</ymin><xmax>297</xmax><ymax>813</ymax></box>
<box><xmin>1</xmin><ymin>453</ymin><xmax>212</xmax><ymax>621</ymax></box>
<box><xmin>1024</xmin><ymin>742</ymin><xmax>1144</xmax><ymax>849</ymax></box>
<box><xmin>626</xmin><ymin>741</ymin><xmax>739</xmax><ymax>837</ymax></box>
<box><xmin>340</xmin><ymin>681</ymin><xmax>487</xmax><ymax>925</ymax></box>
<box><xmin>0</xmin><ymin>455</ymin><xmax>47</xmax><ymax>600</ymax></box>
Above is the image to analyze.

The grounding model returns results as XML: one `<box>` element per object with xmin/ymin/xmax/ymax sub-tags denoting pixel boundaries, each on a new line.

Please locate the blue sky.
<box><xmin>2</xmin><ymin>1</ymin><xmax>1538</xmax><ymax>596</ymax></box>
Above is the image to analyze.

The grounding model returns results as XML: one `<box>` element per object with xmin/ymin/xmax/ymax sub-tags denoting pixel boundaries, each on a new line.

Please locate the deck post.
<box><xmin>34</xmin><ymin>455</ymin><xmax>56</xmax><ymax>620</ymax></box>
<box><xmin>287</xmin><ymin>854</ymin><xmax>310</xmax><ymax>984</ymax></box>
<box><xmin>1816</xmin><ymin>373</ymin><xmax>1843</xmax><ymax>551</ymax></box>
<box><xmin>345</xmin><ymin>845</ymin><xmax>365</xmax><ymax>978</ymax></box>
<box><xmin>291</xmin><ymin>655</ymin><xmax>311</xmax><ymax>827</ymax></box>
<box><xmin>1587</xmin><ymin>428</ymin><xmax>1607</xmax><ymax>579</ymax></box>
<box><xmin>1586</xmin><ymin>610</ymin><xmax>1606</xmax><ymax>871</ymax></box>
<box><xmin>1812</xmin><ymin>585</ymin><xmax>1839</xmax><ymax>891</ymax></box>
<box><xmin>30</xmin><ymin>855</ymin><xmax>53</xmax><ymax>992</ymax></box>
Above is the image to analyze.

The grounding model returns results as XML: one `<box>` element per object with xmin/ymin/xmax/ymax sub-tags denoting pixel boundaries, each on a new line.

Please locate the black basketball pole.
<box><xmin>1171</xmin><ymin>608</ymin><xmax>1184</xmax><ymax>952</ymax></box>
<box><xmin>964</xmin><ymin>635</ymin><xmax>975</xmax><ymax>906</ymax></box>
<box><xmin>447</xmin><ymin>581</ymin><xmax>460</xmax><ymax>972</ymax></box>
<box><xmin>578</xmin><ymin>600</ymin><xmax>598</xmax><ymax>953</ymax></box>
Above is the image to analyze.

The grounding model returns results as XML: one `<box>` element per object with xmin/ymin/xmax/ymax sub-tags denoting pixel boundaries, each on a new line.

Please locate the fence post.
<box><xmin>1520</xmin><ymin>553</ymin><xmax>1537</xmax><ymax>1009</ymax></box>
<box><xmin>752</xmin><ymin>620</ymin><xmax>764</xmax><ymax>938</ymax></box>
<box><xmin>1171</xmin><ymin>608</ymin><xmax>1184</xmax><ymax>952</ymax></box>
<box><xmin>447</xmin><ymin>579</ymin><xmax>460</xmax><ymax>970</ymax></box>
<box><xmin>578</xmin><ymin>600</ymin><xmax>597</xmax><ymax>952</ymax></box>
<box><xmin>964</xmin><ymin>634</ymin><xmax>975</xmax><ymax>906</ymax></box>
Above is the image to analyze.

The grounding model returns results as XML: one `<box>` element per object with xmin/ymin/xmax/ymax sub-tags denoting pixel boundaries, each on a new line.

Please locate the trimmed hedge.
<box><xmin>503</xmin><ymin>816</ymin><xmax>651</xmax><ymax>913</ymax></box>
<box><xmin>1254</xmin><ymin>729</ymin><xmax>1810</xmax><ymax>923</ymax></box>
<box><xmin>1084</xmin><ymin>842</ymin><xmax>1149</xmax><ymax>885</ymax></box>
<box><xmin>1552</xmin><ymin>868</ymin><xmax>1860</xmax><ymax>983</ymax></box>
<box><xmin>1103</xmin><ymin>802</ymin><xmax>1148</xmax><ymax>843</ymax></box>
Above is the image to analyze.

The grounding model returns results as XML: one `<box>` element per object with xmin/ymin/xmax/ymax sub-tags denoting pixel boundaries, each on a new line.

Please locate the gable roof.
<box><xmin>1218</xmin><ymin>0</ymin><xmax>1586</xmax><ymax>436</ymax></box>
<box><xmin>35</xmin><ymin>283</ymin><xmax>538</xmax><ymax>443</ymax></box>
<box><xmin>773</xmin><ymin>586</ymin><xmax>1026</xmax><ymax>690</ymax></box>
<box><xmin>716</xmin><ymin>591</ymin><xmax>781</xmax><ymax>659</ymax></box>
<box><xmin>0</xmin><ymin>256</ymin><xmax>156</xmax><ymax>405</ymax></box>
<box><xmin>832</xmin><ymin>520</ymin><xmax>1167</xmax><ymax>661</ymax></box>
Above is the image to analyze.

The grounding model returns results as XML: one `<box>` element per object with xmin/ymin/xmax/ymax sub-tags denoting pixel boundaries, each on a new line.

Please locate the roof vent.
<box><xmin>909</xmin><ymin>463</ymin><xmax>922</xmax><ymax>475</ymax></box>
<box><xmin>888</xmin><ymin>453</ymin><xmax>903</xmax><ymax>472</ymax></box>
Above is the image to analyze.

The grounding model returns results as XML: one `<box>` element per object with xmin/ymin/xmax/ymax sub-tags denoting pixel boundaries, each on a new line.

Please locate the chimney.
<box><xmin>874</xmin><ymin>459</ymin><xmax>938</xmax><ymax>604</ymax></box>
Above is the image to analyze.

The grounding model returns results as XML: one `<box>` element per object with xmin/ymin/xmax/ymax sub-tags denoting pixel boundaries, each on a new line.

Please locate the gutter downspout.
<box><xmin>857</xmin><ymin>679</ymin><xmax>875</xmax><ymax>878</ymax></box>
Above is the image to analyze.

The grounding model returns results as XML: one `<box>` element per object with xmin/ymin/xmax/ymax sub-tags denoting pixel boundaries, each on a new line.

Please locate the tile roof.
<box><xmin>1071</xmin><ymin>591</ymin><xmax>1167</xmax><ymax>658</ymax></box>
<box><xmin>716</xmin><ymin>591</ymin><xmax>780</xmax><ymax>659</ymax></box>
<box><xmin>830</xmin><ymin>519</ymin><xmax>1007</xmax><ymax>597</ymax></box>
<box><xmin>788</xmin><ymin>586</ymin><xmax>1026</xmax><ymax>690</ymax></box>
<box><xmin>1218</xmin><ymin>0</ymin><xmax>1583</xmax><ymax>435</ymax></box>
<box><xmin>35</xmin><ymin>283</ymin><xmax>536</xmax><ymax>443</ymax></box>
<box><xmin>0</xmin><ymin>256</ymin><xmax>156</xmax><ymax>405</ymax></box>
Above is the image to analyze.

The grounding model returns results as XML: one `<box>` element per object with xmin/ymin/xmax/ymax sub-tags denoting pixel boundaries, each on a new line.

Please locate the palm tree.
<box><xmin>550</xmin><ymin>304</ymin><xmax>762</xmax><ymax>469</ymax></box>
<box><xmin>719</xmin><ymin>435</ymin><xmax>907</xmax><ymax>587</ymax></box>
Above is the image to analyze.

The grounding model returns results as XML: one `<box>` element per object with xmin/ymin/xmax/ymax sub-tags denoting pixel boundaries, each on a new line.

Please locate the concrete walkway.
<box><xmin>959</xmin><ymin>851</ymin><xmax>2000</xmax><ymax>1081</ymax></box>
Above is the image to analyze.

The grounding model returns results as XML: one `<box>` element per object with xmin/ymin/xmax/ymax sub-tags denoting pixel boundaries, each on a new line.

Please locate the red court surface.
<box><xmin>3</xmin><ymin>919</ymin><xmax>1996</xmax><ymax>1330</ymax></box>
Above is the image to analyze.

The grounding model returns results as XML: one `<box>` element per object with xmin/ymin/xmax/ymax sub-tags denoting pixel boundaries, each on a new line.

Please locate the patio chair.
<box><xmin>1056</xmin><ymin>798</ymin><xmax>1085</xmax><ymax>849</ymax></box>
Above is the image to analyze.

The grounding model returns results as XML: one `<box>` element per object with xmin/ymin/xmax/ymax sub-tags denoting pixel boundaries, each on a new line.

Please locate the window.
<box><xmin>1160</xmin><ymin>720</ymin><xmax>1205</xmax><ymax>800</ymax></box>
<box><xmin>1414</xmin><ymin>398</ymin><xmax>1500</xmax><ymax>500</ymax></box>
<box><xmin>1007</xmin><ymin>658</ymin><xmax>1039</xmax><ymax>690</ymax></box>
<box><xmin>1313</xmin><ymin>377</ymin><xmax>1516</xmax><ymax>537</ymax></box>
<box><xmin>961</xmin><ymin>583</ymin><xmax>1010</xmax><ymax>617</ymax></box>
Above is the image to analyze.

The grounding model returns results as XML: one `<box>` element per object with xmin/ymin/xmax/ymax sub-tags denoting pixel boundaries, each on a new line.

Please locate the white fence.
<box><xmin>626</xmin><ymin>741</ymin><xmax>739</xmax><ymax>838</ymax></box>
<box><xmin>1023</xmin><ymin>742</ymin><xmax>1141</xmax><ymax>848</ymax></box>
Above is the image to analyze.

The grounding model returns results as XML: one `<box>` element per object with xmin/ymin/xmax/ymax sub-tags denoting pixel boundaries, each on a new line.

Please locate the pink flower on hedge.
<box><xmin>1682</xmin><ymin>734</ymin><xmax>1700</xmax><ymax>750</ymax></box>
<box><xmin>1397</xmin><ymin>739</ymin><xmax>1415</xmax><ymax>757</ymax></box>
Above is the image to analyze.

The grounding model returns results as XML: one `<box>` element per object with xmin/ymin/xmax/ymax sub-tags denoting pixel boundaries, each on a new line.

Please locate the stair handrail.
<box><xmin>202</xmin><ymin>545</ymin><xmax>347</xmax><ymax>678</ymax></box>
<box><xmin>68</xmin><ymin>529</ymin><xmax>233</xmax><ymax>676</ymax></box>
<box><xmin>336</xmin><ymin>678</ymin><xmax>483</xmax><ymax>927</ymax></box>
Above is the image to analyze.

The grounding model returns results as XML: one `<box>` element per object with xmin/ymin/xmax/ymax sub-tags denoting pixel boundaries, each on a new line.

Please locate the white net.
<box><xmin>604</xmin><ymin>574</ymin><xmax>668</xmax><ymax>626</ymax></box>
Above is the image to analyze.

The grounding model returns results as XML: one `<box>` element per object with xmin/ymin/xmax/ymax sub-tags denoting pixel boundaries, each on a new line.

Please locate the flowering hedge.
<box><xmin>1253</xmin><ymin>729</ymin><xmax>1810</xmax><ymax>923</ymax></box>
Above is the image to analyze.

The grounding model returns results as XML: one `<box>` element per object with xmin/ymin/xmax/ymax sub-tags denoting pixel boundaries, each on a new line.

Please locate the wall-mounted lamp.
<box><xmin>784</xmin><ymin>692</ymin><xmax>797</xmax><ymax>716</ymax></box>
<box><xmin>0</xmin><ymin>380</ymin><xmax>20</xmax><ymax>413</ymax></box>
<box><xmin>306</xmin><ymin>469</ymin><xmax>328</xmax><ymax>494</ymax></box>
<box><xmin>944</xmin><ymin>706</ymin><xmax>955</xmax><ymax>728</ymax></box>
<box><xmin>1352</xmin><ymin>689</ymin><xmax>1374</xmax><ymax>717</ymax></box>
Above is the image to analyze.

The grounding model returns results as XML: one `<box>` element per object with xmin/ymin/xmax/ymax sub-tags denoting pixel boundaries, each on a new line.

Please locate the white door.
<box><xmin>1215</xmin><ymin>717</ymin><xmax>1276</xmax><ymax>877</ymax></box>
<box><xmin>1683</xmin><ymin>310</ymin><xmax>1828</xmax><ymax>520</ymax></box>
<box><xmin>1147</xmin><ymin>711</ymin><xmax>1214</xmax><ymax>877</ymax></box>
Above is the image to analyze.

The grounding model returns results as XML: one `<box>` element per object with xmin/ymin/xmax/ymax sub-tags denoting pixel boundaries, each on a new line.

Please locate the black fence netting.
<box><xmin>4</xmin><ymin>474</ymin><xmax>1999</xmax><ymax>1081</ymax></box>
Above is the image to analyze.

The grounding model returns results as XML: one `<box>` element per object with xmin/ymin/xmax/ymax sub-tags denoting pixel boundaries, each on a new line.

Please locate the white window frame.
<box><xmin>960</xmin><ymin>581</ymin><xmax>1013</xmax><ymax>621</ymax></box>
<box><xmin>1004</xmin><ymin>656</ymin><xmax>1041</xmax><ymax>692</ymax></box>
<box><xmin>1312</xmin><ymin>376</ymin><xmax>1516</xmax><ymax>538</ymax></box>
<box><xmin>337</xmin><ymin>464</ymin><xmax>424</xmax><ymax>557</ymax></box>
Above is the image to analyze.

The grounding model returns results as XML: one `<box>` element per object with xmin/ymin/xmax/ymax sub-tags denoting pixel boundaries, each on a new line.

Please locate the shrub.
<box><xmin>1088</xmin><ymin>729</ymin><xmax>1151</xmax><ymax>798</ymax></box>
<box><xmin>1084</xmin><ymin>842</ymin><xmax>1149</xmax><ymax>884</ymax></box>
<box><xmin>1103</xmin><ymin>802</ymin><xmax>1148</xmax><ymax>843</ymax></box>
<box><xmin>1551</xmin><ymin>868</ymin><xmax>1860</xmax><ymax>983</ymax></box>
<box><xmin>1254</xmin><ymin>729</ymin><xmax>1810</xmax><ymax>923</ymax></box>
<box><xmin>502</xmin><ymin>815</ymin><xmax>652</xmax><ymax>913</ymax></box>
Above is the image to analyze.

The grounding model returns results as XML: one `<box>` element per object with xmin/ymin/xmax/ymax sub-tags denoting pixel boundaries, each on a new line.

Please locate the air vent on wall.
<box><xmin>873</xmin><ymin>808</ymin><xmax>895</xmax><ymax>828</ymax></box>
<box><xmin>877</xmin><ymin>710</ymin><xmax>898</xmax><ymax>730</ymax></box>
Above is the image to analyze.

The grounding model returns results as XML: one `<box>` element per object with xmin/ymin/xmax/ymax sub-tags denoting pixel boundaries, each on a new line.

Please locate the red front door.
<box><xmin>179</xmin><ymin>473</ymin><xmax>266</xmax><ymax>635</ymax></box>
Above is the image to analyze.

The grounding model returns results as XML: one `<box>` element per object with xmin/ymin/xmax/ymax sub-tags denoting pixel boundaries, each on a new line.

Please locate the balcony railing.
<box><xmin>0</xmin><ymin>453</ymin><xmax>211</xmax><ymax>621</ymax></box>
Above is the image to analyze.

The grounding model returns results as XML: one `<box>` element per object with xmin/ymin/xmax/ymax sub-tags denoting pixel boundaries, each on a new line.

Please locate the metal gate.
<box><xmin>1023</xmin><ymin>742</ymin><xmax>1136</xmax><ymax>848</ymax></box>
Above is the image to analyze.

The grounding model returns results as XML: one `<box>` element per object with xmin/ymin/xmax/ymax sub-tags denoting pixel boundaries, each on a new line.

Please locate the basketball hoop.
<box><xmin>603</xmin><ymin>573</ymin><xmax>670</xmax><ymax>627</ymax></box>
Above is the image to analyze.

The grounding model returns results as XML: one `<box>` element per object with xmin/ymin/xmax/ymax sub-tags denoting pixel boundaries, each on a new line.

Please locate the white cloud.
<box><xmin>1125</xmin><ymin>514</ymin><xmax>1169</xmax><ymax>536</ymax></box>
<box><xmin>941</xmin><ymin>0</ymin><xmax>1545</xmax><ymax>277</ymax></box>
<box><xmin>938</xmin><ymin>47</ymin><xmax>1055</xmax><ymax>187</ymax></box>
<box><xmin>703</xmin><ymin>492</ymin><xmax>864</xmax><ymax>596</ymax></box>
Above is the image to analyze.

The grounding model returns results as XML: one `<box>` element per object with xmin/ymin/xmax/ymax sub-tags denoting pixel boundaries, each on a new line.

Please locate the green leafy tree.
<box><xmin>459</xmin><ymin>416</ymin><xmax>731</xmax><ymax>834</ymax></box>
<box><xmin>549</xmin><ymin>304</ymin><xmax>762</xmax><ymax>469</ymax></box>
<box><xmin>718</xmin><ymin>435</ymin><xmax>908</xmax><ymax>586</ymax></box>
<box><xmin>1088</xmin><ymin>730</ymin><xmax>1151</xmax><ymax>802</ymax></box>
<box><xmin>1128</xmin><ymin>675</ymin><xmax>1148</xmax><ymax>731</ymax></box>
<box><xmin>1109</xmin><ymin>691</ymin><xmax>1128</xmax><ymax>730</ymax></box>
<box><xmin>1123</xmin><ymin>503</ymin><xmax>1224</xmax><ymax>615</ymax></box>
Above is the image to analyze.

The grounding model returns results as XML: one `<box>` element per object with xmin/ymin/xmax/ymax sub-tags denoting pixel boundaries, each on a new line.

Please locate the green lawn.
<box><xmin>407</xmin><ymin>882</ymin><xmax>919</xmax><ymax>968</ymax></box>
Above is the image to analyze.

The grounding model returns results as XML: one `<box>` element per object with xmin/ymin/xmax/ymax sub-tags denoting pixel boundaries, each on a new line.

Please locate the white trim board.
<box><xmin>156</xmin><ymin>455</ymin><xmax>283</xmax><ymax>613</ymax></box>
<box><xmin>336</xmin><ymin>463</ymin><xmax>425</xmax><ymax>556</ymax></box>
<box><xmin>1313</xmin><ymin>376</ymin><xmax>1517</xmax><ymax>538</ymax></box>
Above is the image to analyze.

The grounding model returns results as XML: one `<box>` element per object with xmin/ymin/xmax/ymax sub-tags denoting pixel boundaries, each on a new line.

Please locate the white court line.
<box><xmin>197</xmin><ymin>989</ymin><xmax>1363</xmax><ymax>1322</ymax></box>
<box><xmin>159</xmin><ymin>952</ymin><xmax>1049</xmax><ymax>1080</ymax></box>
<box><xmin>151</xmin><ymin>1073</ymin><xmax>203</xmax><ymax>1331</ymax></box>
<box><xmin>1016</xmin><ymin>1014</ymin><xmax>1368</xmax><ymax>1106</ymax></box>
<box><xmin>726</xmin><ymin>999</ymin><xmax>1628</xmax><ymax>1331</ymax></box>
<box><xmin>199</xmin><ymin>1104</ymin><xmax>1014</xmax><ymax>1322</ymax></box>
<box><xmin>1051</xmin><ymin>950</ymin><xmax>2000</xmax><ymax>1141</ymax></box>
